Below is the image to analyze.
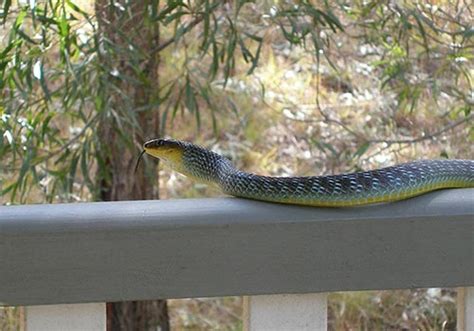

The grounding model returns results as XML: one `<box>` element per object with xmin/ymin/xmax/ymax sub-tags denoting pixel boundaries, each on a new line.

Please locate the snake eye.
<box><xmin>144</xmin><ymin>138</ymin><xmax>184</xmax><ymax>152</ymax></box>
<box><xmin>144</xmin><ymin>138</ymin><xmax>176</xmax><ymax>149</ymax></box>
<box><xmin>143</xmin><ymin>139</ymin><xmax>160</xmax><ymax>149</ymax></box>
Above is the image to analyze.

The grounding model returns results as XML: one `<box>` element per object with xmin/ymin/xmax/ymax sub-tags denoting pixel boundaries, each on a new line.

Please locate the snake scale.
<box><xmin>142</xmin><ymin>138</ymin><xmax>474</xmax><ymax>207</ymax></box>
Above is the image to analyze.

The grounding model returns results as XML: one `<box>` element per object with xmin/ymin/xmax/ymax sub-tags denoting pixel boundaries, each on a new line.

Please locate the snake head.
<box><xmin>143</xmin><ymin>138</ymin><xmax>186</xmax><ymax>169</ymax></box>
<box><xmin>143</xmin><ymin>138</ymin><xmax>232</xmax><ymax>186</ymax></box>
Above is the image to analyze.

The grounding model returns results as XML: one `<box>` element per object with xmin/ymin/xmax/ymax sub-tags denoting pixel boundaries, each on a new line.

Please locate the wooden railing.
<box><xmin>1</xmin><ymin>189</ymin><xmax>473</xmax><ymax>330</ymax></box>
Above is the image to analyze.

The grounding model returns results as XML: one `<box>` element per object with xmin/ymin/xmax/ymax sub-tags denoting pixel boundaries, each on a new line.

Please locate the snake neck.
<box><xmin>181</xmin><ymin>143</ymin><xmax>237</xmax><ymax>186</ymax></box>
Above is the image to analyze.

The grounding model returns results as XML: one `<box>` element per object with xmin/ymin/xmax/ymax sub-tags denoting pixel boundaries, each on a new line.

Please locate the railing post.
<box><xmin>243</xmin><ymin>293</ymin><xmax>327</xmax><ymax>331</ymax></box>
<box><xmin>458</xmin><ymin>287</ymin><xmax>474</xmax><ymax>331</ymax></box>
<box><xmin>25</xmin><ymin>303</ymin><xmax>105</xmax><ymax>331</ymax></box>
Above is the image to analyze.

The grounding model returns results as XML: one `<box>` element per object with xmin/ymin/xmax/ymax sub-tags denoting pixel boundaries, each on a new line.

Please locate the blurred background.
<box><xmin>1</xmin><ymin>0</ymin><xmax>472</xmax><ymax>330</ymax></box>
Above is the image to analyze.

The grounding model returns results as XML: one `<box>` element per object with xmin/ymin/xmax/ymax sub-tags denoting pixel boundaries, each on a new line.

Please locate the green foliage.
<box><xmin>0</xmin><ymin>1</ymin><xmax>472</xmax><ymax>328</ymax></box>
<box><xmin>1</xmin><ymin>0</ymin><xmax>100</xmax><ymax>202</ymax></box>
<box><xmin>0</xmin><ymin>1</ymin><xmax>472</xmax><ymax>204</ymax></box>
<box><xmin>355</xmin><ymin>2</ymin><xmax>473</xmax><ymax>113</ymax></box>
<box><xmin>0</xmin><ymin>0</ymin><xmax>342</xmax><ymax>203</ymax></box>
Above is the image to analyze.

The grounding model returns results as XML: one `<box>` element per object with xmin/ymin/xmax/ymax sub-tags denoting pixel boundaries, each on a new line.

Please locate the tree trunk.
<box><xmin>95</xmin><ymin>1</ymin><xmax>168</xmax><ymax>330</ymax></box>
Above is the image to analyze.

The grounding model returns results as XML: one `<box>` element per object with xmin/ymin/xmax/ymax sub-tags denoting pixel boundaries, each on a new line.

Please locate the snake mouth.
<box><xmin>142</xmin><ymin>138</ymin><xmax>186</xmax><ymax>169</ymax></box>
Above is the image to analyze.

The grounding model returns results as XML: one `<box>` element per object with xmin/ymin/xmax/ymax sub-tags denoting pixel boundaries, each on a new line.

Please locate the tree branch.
<box><xmin>283</xmin><ymin>104</ymin><xmax>473</xmax><ymax>146</ymax></box>
<box><xmin>154</xmin><ymin>15</ymin><xmax>205</xmax><ymax>53</ymax></box>
<box><xmin>368</xmin><ymin>113</ymin><xmax>473</xmax><ymax>144</ymax></box>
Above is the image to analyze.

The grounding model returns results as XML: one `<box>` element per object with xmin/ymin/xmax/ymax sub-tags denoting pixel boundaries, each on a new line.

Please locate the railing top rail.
<box><xmin>1</xmin><ymin>189</ymin><xmax>473</xmax><ymax>306</ymax></box>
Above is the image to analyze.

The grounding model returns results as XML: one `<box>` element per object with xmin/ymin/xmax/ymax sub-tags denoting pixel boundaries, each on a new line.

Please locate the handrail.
<box><xmin>1</xmin><ymin>189</ymin><xmax>473</xmax><ymax>306</ymax></box>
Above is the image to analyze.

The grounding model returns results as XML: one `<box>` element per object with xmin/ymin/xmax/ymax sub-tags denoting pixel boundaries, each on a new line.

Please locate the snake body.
<box><xmin>143</xmin><ymin>138</ymin><xmax>474</xmax><ymax>207</ymax></box>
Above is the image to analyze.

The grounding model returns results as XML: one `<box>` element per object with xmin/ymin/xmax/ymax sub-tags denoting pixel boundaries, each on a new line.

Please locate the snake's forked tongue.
<box><xmin>134</xmin><ymin>150</ymin><xmax>146</xmax><ymax>174</ymax></box>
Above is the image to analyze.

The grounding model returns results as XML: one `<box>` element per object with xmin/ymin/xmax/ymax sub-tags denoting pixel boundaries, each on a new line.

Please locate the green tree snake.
<box><xmin>142</xmin><ymin>138</ymin><xmax>474</xmax><ymax>207</ymax></box>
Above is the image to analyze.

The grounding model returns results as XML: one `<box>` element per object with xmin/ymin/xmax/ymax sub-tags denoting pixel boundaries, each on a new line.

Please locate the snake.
<box><xmin>142</xmin><ymin>138</ymin><xmax>474</xmax><ymax>207</ymax></box>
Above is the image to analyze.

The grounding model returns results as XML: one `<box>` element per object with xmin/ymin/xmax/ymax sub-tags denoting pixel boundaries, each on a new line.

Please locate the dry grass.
<box><xmin>169</xmin><ymin>297</ymin><xmax>242</xmax><ymax>330</ymax></box>
<box><xmin>1</xmin><ymin>1</ymin><xmax>472</xmax><ymax>330</ymax></box>
<box><xmin>0</xmin><ymin>307</ymin><xmax>22</xmax><ymax>331</ymax></box>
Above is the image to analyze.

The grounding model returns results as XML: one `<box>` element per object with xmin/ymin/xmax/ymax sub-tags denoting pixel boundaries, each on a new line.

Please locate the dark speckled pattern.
<box><xmin>173</xmin><ymin>140</ymin><xmax>474</xmax><ymax>206</ymax></box>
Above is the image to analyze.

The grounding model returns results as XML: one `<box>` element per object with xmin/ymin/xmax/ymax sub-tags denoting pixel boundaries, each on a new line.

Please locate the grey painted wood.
<box><xmin>244</xmin><ymin>294</ymin><xmax>327</xmax><ymax>331</ymax></box>
<box><xmin>26</xmin><ymin>304</ymin><xmax>105</xmax><ymax>331</ymax></box>
<box><xmin>457</xmin><ymin>287</ymin><xmax>474</xmax><ymax>331</ymax></box>
<box><xmin>0</xmin><ymin>189</ymin><xmax>473</xmax><ymax>306</ymax></box>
